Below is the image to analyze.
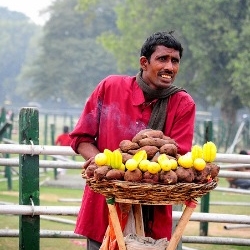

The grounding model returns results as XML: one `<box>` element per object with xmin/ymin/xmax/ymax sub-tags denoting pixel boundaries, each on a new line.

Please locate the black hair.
<box><xmin>63</xmin><ymin>126</ymin><xmax>69</xmax><ymax>133</ymax></box>
<box><xmin>140</xmin><ymin>31</ymin><xmax>183</xmax><ymax>61</ymax></box>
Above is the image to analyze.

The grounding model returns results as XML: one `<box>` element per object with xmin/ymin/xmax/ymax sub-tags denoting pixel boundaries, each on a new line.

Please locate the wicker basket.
<box><xmin>86</xmin><ymin>177</ymin><xmax>218</xmax><ymax>205</ymax></box>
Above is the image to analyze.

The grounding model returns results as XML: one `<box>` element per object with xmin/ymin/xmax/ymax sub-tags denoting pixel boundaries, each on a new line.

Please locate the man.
<box><xmin>55</xmin><ymin>126</ymin><xmax>72</xmax><ymax>146</ymax></box>
<box><xmin>70</xmin><ymin>31</ymin><xmax>196</xmax><ymax>249</ymax></box>
<box><xmin>227</xmin><ymin>150</ymin><xmax>250</xmax><ymax>189</ymax></box>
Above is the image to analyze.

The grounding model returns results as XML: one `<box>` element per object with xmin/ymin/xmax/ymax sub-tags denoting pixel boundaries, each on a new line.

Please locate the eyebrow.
<box><xmin>157</xmin><ymin>55</ymin><xmax>180</xmax><ymax>61</ymax></box>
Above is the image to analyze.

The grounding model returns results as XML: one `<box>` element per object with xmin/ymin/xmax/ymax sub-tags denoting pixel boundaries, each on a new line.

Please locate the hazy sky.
<box><xmin>0</xmin><ymin>0</ymin><xmax>53</xmax><ymax>25</ymax></box>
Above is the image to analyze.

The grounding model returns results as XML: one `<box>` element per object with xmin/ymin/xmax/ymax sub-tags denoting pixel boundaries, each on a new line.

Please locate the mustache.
<box><xmin>159</xmin><ymin>70</ymin><xmax>173</xmax><ymax>75</ymax></box>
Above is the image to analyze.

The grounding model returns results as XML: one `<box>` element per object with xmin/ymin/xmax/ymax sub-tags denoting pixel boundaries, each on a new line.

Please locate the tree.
<box><xmin>96</xmin><ymin>0</ymin><xmax>250</xmax><ymax>124</ymax></box>
<box><xmin>18</xmin><ymin>0</ymin><xmax>118</xmax><ymax>107</ymax></box>
<box><xmin>0</xmin><ymin>7</ymin><xmax>39</xmax><ymax>106</ymax></box>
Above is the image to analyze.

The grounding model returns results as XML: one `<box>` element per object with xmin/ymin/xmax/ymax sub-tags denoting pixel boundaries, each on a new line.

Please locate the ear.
<box><xmin>139</xmin><ymin>56</ymin><xmax>148</xmax><ymax>70</ymax></box>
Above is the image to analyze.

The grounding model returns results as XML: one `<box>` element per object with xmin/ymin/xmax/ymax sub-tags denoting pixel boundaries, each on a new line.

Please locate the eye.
<box><xmin>172</xmin><ymin>58</ymin><xmax>180</xmax><ymax>64</ymax></box>
<box><xmin>158</xmin><ymin>56</ymin><xmax>167</xmax><ymax>62</ymax></box>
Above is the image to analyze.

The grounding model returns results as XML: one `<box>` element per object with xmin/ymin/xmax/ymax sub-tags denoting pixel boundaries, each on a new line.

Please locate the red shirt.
<box><xmin>70</xmin><ymin>75</ymin><xmax>195</xmax><ymax>242</ymax></box>
<box><xmin>55</xmin><ymin>133</ymin><xmax>72</xmax><ymax>146</ymax></box>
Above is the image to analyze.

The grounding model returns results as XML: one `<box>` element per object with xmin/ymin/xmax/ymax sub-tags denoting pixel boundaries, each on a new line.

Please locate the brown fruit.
<box><xmin>162</xmin><ymin>136</ymin><xmax>178</xmax><ymax>146</ymax></box>
<box><xmin>142</xmin><ymin>129</ymin><xmax>164</xmax><ymax>139</ymax></box>
<box><xmin>119</xmin><ymin>140</ymin><xmax>140</xmax><ymax>152</ymax></box>
<box><xmin>159</xmin><ymin>144</ymin><xmax>178</xmax><ymax>157</ymax></box>
<box><xmin>206</xmin><ymin>163</ymin><xmax>220</xmax><ymax>179</ymax></box>
<box><xmin>121</xmin><ymin>153</ymin><xmax>133</xmax><ymax>163</ymax></box>
<box><xmin>159</xmin><ymin>170</ymin><xmax>177</xmax><ymax>184</ymax></box>
<box><xmin>138</xmin><ymin>137</ymin><xmax>173</xmax><ymax>148</ymax></box>
<box><xmin>124</xmin><ymin>168</ymin><xmax>143</xmax><ymax>182</ymax></box>
<box><xmin>131</xmin><ymin>129</ymin><xmax>153</xmax><ymax>143</ymax></box>
<box><xmin>194</xmin><ymin>165</ymin><xmax>211</xmax><ymax>183</ymax></box>
<box><xmin>106</xmin><ymin>169</ymin><xmax>125</xmax><ymax>180</ymax></box>
<box><xmin>94</xmin><ymin>166</ymin><xmax>111</xmax><ymax>181</ymax></box>
<box><xmin>131</xmin><ymin>129</ymin><xmax>164</xmax><ymax>143</ymax></box>
<box><xmin>129</xmin><ymin>145</ymin><xmax>159</xmax><ymax>159</ymax></box>
<box><xmin>85</xmin><ymin>164</ymin><xmax>98</xmax><ymax>178</ymax></box>
<box><xmin>142</xmin><ymin>171</ymin><xmax>159</xmax><ymax>184</ymax></box>
<box><xmin>175</xmin><ymin>167</ymin><xmax>195</xmax><ymax>183</ymax></box>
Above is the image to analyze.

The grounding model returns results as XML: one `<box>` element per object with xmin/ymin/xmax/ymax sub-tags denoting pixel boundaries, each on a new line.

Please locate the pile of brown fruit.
<box><xmin>84</xmin><ymin>129</ymin><xmax>220</xmax><ymax>185</ymax></box>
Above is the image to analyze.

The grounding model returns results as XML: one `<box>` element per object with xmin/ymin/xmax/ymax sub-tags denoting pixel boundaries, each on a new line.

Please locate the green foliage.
<box><xmin>2</xmin><ymin>0</ymin><xmax>250</xmax><ymax>123</ymax></box>
<box><xmin>98</xmin><ymin>0</ymin><xmax>162</xmax><ymax>72</ymax></box>
<box><xmin>76</xmin><ymin>0</ymin><xmax>100</xmax><ymax>11</ymax></box>
<box><xmin>18</xmin><ymin>0</ymin><xmax>118</xmax><ymax>105</ymax></box>
<box><xmin>0</xmin><ymin>7</ymin><xmax>40</xmax><ymax>106</ymax></box>
<box><xmin>97</xmin><ymin>0</ymin><xmax>250</xmax><ymax>122</ymax></box>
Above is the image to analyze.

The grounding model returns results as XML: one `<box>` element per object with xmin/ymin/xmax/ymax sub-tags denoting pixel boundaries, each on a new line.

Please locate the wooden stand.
<box><xmin>106</xmin><ymin>198</ymin><xmax>197</xmax><ymax>250</ymax></box>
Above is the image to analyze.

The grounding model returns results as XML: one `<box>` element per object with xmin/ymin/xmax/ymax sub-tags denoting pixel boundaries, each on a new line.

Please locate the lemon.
<box><xmin>159</xmin><ymin>159</ymin><xmax>172</xmax><ymax>171</ymax></box>
<box><xmin>169</xmin><ymin>159</ymin><xmax>178</xmax><ymax>170</ymax></box>
<box><xmin>147</xmin><ymin>162</ymin><xmax>161</xmax><ymax>174</ymax></box>
<box><xmin>94</xmin><ymin>153</ymin><xmax>108</xmax><ymax>166</ymax></box>
<box><xmin>157</xmin><ymin>153</ymin><xmax>169</xmax><ymax>164</ymax></box>
<box><xmin>139</xmin><ymin>159</ymin><xmax>150</xmax><ymax>172</ymax></box>
<box><xmin>193</xmin><ymin>158</ymin><xmax>206</xmax><ymax>171</ymax></box>
<box><xmin>125</xmin><ymin>158</ymin><xmax>138</xmax><ymax>171</ymax></box>
<box><xmin>178</xmin><ymin>155</ymin><xmax>193</xmax><ymax>168</ymax></box>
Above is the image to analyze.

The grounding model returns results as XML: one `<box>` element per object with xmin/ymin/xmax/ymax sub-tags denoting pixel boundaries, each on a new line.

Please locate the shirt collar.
<box><xmin>132</xmin><ymin>79</ymin><xmax>158</xmax><ymax>106</ymax></box>
<box><xmin>132</xmin><ymin>80</ymin><xmax>146</xmax><ymax>106</ymax></box>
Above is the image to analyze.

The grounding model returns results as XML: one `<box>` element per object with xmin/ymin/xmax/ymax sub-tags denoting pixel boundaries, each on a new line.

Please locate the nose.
<box><xmin>164</xmin><ymin>59</ymin><xmax>174</xmax><ymax>71</ymax></box>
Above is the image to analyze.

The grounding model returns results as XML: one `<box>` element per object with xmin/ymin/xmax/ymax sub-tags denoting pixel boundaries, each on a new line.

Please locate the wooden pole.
<box><xmin>167</xmin><ymin>199</ymin><xmax>197</xmax><ymax>250</ymax></box>
<box><xmin>106</xmin><ymin>198</ymin><xmax>126</xmax><ymax>250</ymax></box>
<box><xmin>133</xmin><ymin>204</ymin><xmax>145</xmax><ymax>236</ymax></box>
<box><xmin>19</xmin><ymin>107</ymin><xmax>40</xmax><ymax>250</ymax></box>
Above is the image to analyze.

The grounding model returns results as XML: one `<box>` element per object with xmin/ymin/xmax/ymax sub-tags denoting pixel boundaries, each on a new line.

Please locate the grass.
<box><xmin>0</xmin><ymin>167</ymin><xmax>250</xmax><ymax>249</ymax></box>
<box><xmin>0</xmin><ymin>167</ymin><xmax>86</xmax><ymax>250</ymax></box>
<box><xmin>182</xmin><ymin>178</ymin><xmax>250</xmax><ymax>250</ymax></box>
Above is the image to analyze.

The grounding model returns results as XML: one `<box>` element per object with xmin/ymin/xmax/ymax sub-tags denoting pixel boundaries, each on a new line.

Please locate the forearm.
<box><xmin>77</xmin><ymin>142</ymin><xmax>100</xmax><ymax>161</ymax></box>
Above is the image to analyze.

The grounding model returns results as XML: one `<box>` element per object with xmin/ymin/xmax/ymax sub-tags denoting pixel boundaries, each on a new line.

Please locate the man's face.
<box><xmin>140</xmin><ymin>45</ymin><xmax>180</xmax><ymax>90</ymax></box>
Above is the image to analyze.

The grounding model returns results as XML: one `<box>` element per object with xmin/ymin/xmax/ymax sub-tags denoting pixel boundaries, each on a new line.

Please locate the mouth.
<box><xmin>161</xmin><ymin>74</ymin><xmax>172</xmax><ymax>80</ymax></box>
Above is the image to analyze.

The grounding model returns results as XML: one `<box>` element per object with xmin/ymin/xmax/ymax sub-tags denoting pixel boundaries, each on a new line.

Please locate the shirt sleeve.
<box><xmin>69</xmin><ymin>82</ymin><xmax>104</xmax><ymax>153</ymax></box>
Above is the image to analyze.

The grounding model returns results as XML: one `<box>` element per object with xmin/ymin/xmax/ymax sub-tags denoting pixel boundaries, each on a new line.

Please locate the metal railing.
<box><xmin>0</xmin><ymin>107</ymin><xmax>250</xmax><ymax>249</ymax></box>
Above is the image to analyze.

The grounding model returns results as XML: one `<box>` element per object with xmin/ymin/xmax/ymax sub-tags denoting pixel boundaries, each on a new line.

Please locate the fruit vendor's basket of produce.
<box><xmin>83</xmin><ymin>129</ymin><xmax>219</xmax><ymax>205</ymax></box>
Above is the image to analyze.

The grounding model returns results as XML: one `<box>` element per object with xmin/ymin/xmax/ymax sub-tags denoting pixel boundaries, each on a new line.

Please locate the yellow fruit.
<box><xmin>147</xmin><ymin>162</ymin><xmax>161</xmax><ymax>174</ymax></box>
<box><xmin>119</xmin><ymin>163</ymin><xmax>126</xmax><ymax>171</ymax></box>
<box><xmin>193</xmin><ymin>158</ymin><xmax>206</xmax><ymax>171</ymax></box>
<box><xmin>104</xmin><ymin>149</ymin><xmax>112</xmax><ymax>165</ymax></box>
<box><xmin>94</xmin><ymin>153</ymin><xmax>108</xmax><ymax>166</ymax></box>
<box><xmin>202</xmin><ymin>141</ymin><xmax>217</xmax><ymax>162</ymax></box>
<box><xmin>159</xmin><ymin>159</ymin><xmax>172</xmax><ymax>171</ymax></box>
<box><xmin>125</xmin><ymin>158</ymin><xmax>138</xmax><ymax>171</ymax></box>
<box><xmin>113</xmin><ymin>149</ymin><xmax>123</xmax><ymax>169</ymax></box>
<box><xmin>108</xmin><ymin>149</ymin><xmax>123</xmax><ymax>169</ymax></box>
<box><xmin>169</xmin><ymin>159</ymin><xmax>178</xmax><ymax>170</ymax></box>
<box><xmin>133</xmin><ymin>150</ymin><xmax>147</xmax><ymax>164</ymax></box>
<box><xmin>178</xmin><ymin>155</ymin><xmax>193</xmax><ymax>168</ymax></box>
<box><xmin>191</xmin><ymin>145</ymin><xmax>203</xmax><ymax>160</ymax></box>
<box><xmin>138</xmin><ymin>159</ymin><xmax>150</xmax><ymax>172</ymax></box>
<box><xmin>157</xmin><ymin>154</ymin><xmax>169</xmax><ymax>164</ymax></box>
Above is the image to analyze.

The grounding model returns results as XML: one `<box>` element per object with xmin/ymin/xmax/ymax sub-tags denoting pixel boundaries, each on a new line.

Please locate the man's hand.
<box><xmin>82</xmin><ymin>156</ymin><xmax>95</xmax><ymax>169</ymax></box>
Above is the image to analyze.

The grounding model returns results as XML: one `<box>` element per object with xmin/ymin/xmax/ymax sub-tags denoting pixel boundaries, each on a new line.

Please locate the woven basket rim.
<box><xmin>86</xmin><ymin>177</ymin><xmax>218</xmax><ymax>205</ymax></box>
